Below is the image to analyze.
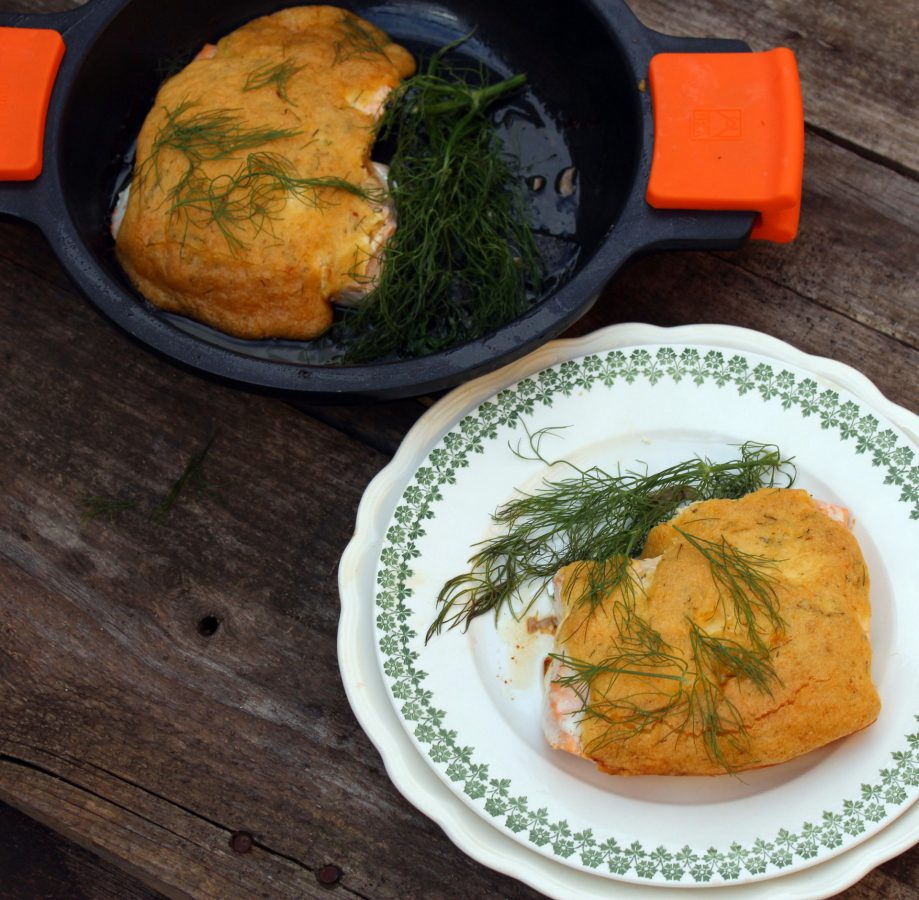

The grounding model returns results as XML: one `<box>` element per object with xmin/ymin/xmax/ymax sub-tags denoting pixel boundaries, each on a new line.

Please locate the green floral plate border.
<box><xmin>340</xmin><ymin>324</ymin><xmax>919</xmax><ymax>893</ymax></box>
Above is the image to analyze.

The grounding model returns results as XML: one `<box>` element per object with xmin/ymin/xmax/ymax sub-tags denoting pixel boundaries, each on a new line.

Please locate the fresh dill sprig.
<box><xmin>152</xmin><ymin>427</ymin><xmax>218</xmax><ymax>522</ymax></box>
<box><xmin>338</xmin><ymin>43</ymin><xmax>541</xmax><ymax>361</ymax></box>
<box><xmin>552</xmin><ymin>650</ymin><xmax>686</xmax><ymax>692</ymax></box>
<box><xmin>427</xmin><ymin>441</ymin><xmax>794</xmax><ymax>640</ymax></box>
<box><xmin>685</xmin><ymin>622</ymin><xmax>778</xmax><ymax>770</ymax></box>
<box><xmin>169</xmin><ymin>151</ymin><xmax>385</xmax><ymax>252</ymax></box>
<box><xmin>244</xmin><ymin>59</ymin><xmax>305</xmax><ymax>105</ymax></box>
<box><xmin>81</xmin><ymin>496</ymin><xmax>138</xmax><ymax>523</ymax></box>
<box><xmin>333</xmin><ymin>13</ymin><xmax>390</xmax><ymax>65</ymax></box>
<box><xmin>138</xmin><ymin>103</ymin><xmax>380</xmax><ymax>251</ymax></box>
<box><xmin>141</xmin><ymin>101</ymin><xmax>302</xmax><ymax>186</ymax></box>
<box><xmin>137</xmin><ymin>100</ymin><xmax>302</xmax><ymax>241</ymax></box>
<box><xmin>551</xmin><ymin>648</ymin><xmax>689</xmax><ymax>745</ymax></box>
<box><xmin>675</xmin><ymin>527</ymin><xmax>786</xmax><ymax>652</ymax></box>
<box><xmin>550</xmin><ymin>616</ymin><xmax>781</xmax><ymax>771</ymax></box>
<box><xmin>80</xmin><ymin>429</ymin><xmax>219</xmax><ymax>524</ymax></box>
<box><xmin>551</xmin><ymin>587</ymin><xmax>687</xmax><ymax>711</ymax></box>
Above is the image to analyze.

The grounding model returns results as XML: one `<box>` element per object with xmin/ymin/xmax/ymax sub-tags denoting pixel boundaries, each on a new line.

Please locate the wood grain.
<box><xmin>577</xmin><ymin>129</ymin><xmax>919</xmax><ymax>415</ymax></box>
<box><xmin>0</xmin><ymin>0</ymin><xmax>917</xmax><ymax>896</ymax></box>
<box><xmin>0</xmin><ymin>800</ymin><xmax>160</xmax><ymax>899</ymax></box>
<box><xmin>0</xmin><ymin>245</ymin><xmax>542</xmax><ymax>899</ymax></box>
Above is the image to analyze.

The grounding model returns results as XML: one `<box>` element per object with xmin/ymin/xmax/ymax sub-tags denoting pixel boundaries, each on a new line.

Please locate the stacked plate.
<box><xmin>338</xmin><ymin>323</ymin><xmax>919</xmax><ymax>898</ymax></box>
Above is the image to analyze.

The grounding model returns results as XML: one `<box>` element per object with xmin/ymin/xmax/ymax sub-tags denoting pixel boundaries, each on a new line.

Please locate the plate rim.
<box><xmin>339</xmin><ymin>322</ymin><xmax>919</xmax><ymax>896</ymax></box>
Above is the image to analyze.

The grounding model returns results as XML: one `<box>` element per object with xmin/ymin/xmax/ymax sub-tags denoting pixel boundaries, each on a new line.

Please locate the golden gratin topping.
<box><xmin>552</xmin><ymin>488</ymin><xmax>878</xmax><ymax>775</ymax></box>
<box><xmin>116</xmin><ymin>6</ymin><xmax>415</xmax><ymax>340</ymax></box>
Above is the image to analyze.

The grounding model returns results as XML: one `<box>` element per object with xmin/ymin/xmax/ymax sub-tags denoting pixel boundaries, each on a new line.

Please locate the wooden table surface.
<box><xmin>1</xmin><ymin>0</ymin><xmax>917</xmax><ymax>897</ymax></box>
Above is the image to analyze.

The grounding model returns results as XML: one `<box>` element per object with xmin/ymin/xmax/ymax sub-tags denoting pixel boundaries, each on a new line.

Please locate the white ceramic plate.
<box><xmin>339</xmin><ymin>323</ymin><xmax>919</xmax><ymax>896</ymax></box>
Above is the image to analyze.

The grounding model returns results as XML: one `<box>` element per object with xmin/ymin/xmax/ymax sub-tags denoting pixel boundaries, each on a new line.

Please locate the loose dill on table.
<box><xmin>81</xmin><ymin>496</ymin><xmax>138</xmax><ymax>523</ymax></box>
<box><xmin>151</xmin><ymin>425</ymin><xmax>220</xmax><ymax>521</ymax></box>
<box><xmin>336</xmin><ymin>42</ymin><xmax>543</xmax><ymax>362</ymax></box>
<box><xmin>80</xmin><ymin>427</ymin><xmax>220</xmax><ymax>525</ymax></box>
<box><xmin>427</xmin><ymin>439</ymin><xmax>795</xmax><ymax>640</ymax></box>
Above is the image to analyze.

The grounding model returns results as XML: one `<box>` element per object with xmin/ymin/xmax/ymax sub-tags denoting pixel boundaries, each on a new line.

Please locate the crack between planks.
<box><xmin>711</xmin><ymin>252</ymin><xmax>919</xmax><ymax>355</ymax></box>
<box><xmin>73</xmin><ymin>754</ymin><xmax>368</xmax><ymax>897</ymax></box>
<box><xmin>0</xmin><ymin>750</ymin><xmax>221</xmax><ymax>859</ymax></box>
<box><xmin>805</xmin><ymin>122</ymin><xmax>919</xmax><ymax>182</ymax></box>
<box><xmin>0</xmin><ymin>745</ymin><xmax>367</xmax><ymax>898</ymax></box>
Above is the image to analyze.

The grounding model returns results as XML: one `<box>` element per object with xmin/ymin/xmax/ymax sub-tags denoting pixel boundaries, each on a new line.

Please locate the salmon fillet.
<box><xmin>544</xmin><ymin>488</ymin><xmax>880</xmax><ymax>775</ymax></box>
<box><xmin>115</xmin><ymin>6</ymin><xmax>415</xmax><ymax>340</ymax></box>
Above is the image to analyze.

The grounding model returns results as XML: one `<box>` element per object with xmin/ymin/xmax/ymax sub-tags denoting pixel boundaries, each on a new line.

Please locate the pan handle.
<box><xmin>599</xmin><ymin>0</ymin><xmax>804</xmax><ymax>248</ymax></box>
<box><xmin>0</xmin><ymin>3</ymin><xmax>102</xmax><ymax>221</ymax></box>
<box><xmin>0</xmin><ymin>25</ymin><xmax>65</xmax><ymax>185</ymax></box>
<box><xmin>644</xmin><ymin>47</ymin><xmax>804</xmax><ymax>244</ymax></box>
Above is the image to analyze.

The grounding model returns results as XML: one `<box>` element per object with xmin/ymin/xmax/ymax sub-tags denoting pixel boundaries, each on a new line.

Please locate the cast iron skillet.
<box><xmin>0</xmin><ymin>0</ymin><xmax>776</xmax><ymax>400</ymax></box>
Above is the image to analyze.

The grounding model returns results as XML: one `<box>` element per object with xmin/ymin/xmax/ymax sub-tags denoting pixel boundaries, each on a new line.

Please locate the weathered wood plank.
<box><xmin>628</xmin><ymin>0</ymin><xmax>919</xmax><ymax>175</ymax></box>
<box><xmin>571</xmin><ymin>133</ymin><xmax>919</xmax><ymax>416</ymax></box>
<box><xmin>0</xmin><ymin>799</ymin><xmax>162</xmax><ymax>900</ymax></box>
<box><xmin>1</xmin><ymin>0</ymin><xmax>917</xmax><ymax>896</ymax></box>
<box><xmin>719</xmin><ymin>132</ymin><xmax>919</xmax><ymax>348</ymax></box>
<box><xmin>0</xmin><ymin>749</ymin><xmax>323</xmax><ymax>899</ymax></box>
<box><xmin>577</xmin><ymin>248</ymin><xmax>919</xmax><ymax>416</ymax></box>
<box><xmin>0</xmin><ymin>249</ymin><xmax>542</xmax><ymax>898</ymax></box>
<box><xmin>0</xmin><ymin>220</ymin><xmax>429</xmax><ymax>455</ymax></box>
<box><xmin>3</xmin><ymin>224</ymin><xmax>917</xmax><ymax>900</ymax></box>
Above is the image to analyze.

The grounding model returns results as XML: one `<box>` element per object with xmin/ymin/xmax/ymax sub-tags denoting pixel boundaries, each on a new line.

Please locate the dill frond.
<box><xmin>675</xmin><ymin>527</ymin><xmax>786</xmax><ymax>651</ymax></box>
<box><xmin>81</xmin><ymin>496</ymin><xmax>138</xmax><ymax>523</ymax></box>
<box><xmin>550</xmin><ymin>617</ymin><xmax>780</xmax><ymax>770</ymax></box>
<box><xmin>333</xmin><ymin>13</ymin><xmax>390</xmax><ymax>65</ymax></box>
<box><xmin>168</xmin><ymin>151</ymin><xmax>385</xmax><ymax>251</ymax></box>
<box><xmin>549</xmin><ymin>592</ymin><xmax>692</xmax><ymax>750</ymax></box>
<box><xmin>152</xmin><ymin>427</ymin><xmax>218</xmax><ymax>522</ymax></box>
<box><xmin>684</xmin><ymin>622</ymin><xmax>778</xmax><ymax>770</ymax></box>
<box><xmin>244</xmin><ymin>59</ymin><xmax>305</xmax><ymax>105</ymax></box>
<box><xmin>138</xmin><ymin>102</ymin><xmax>380</xmax><ymax>252</ymax></box>
<box><xmin>428</xmin><ymin>434</ymin><xmax>794</xmax><ymax>770</ymax></box>
<box><xmin>552</xmin><ymin>649</ymin><xmax>689</xmax><ymax>746</ymax></box>
<box><xmin>427</xmin><ymin>441</ymin><xmax>794</xmax><ymax>640</ymax></box>
<box><xmin>141</xmin><ymin>102</ymin><xmax>302</xmax><ymax>186</ymax></box>
<box><xmin>338</xmin><ymin>47</ymin><xmax>541</xmax><ymax>361</ymax></box>
<box><xmin>688</xmin><ymin>621</ymin><xmax>777</xmax><ymax>695</ymax></box>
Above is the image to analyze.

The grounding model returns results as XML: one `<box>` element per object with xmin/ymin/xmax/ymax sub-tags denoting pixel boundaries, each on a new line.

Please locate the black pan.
<box><xmin>0</xmin><ymin>0</ymin><xmax>801</xmax><ymax>400</ymax></box>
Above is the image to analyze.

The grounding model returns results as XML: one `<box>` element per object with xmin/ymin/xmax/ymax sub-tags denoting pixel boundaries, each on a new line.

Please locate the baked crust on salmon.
<box><xmin>115</xmin><ymin>6</ymin><xmax>415</xmax><ymax>340</ymax></box>
<box><xmin>544</xmin><ymin>488</ymin><xmax>880</xmax><ymax>775</ymax></box>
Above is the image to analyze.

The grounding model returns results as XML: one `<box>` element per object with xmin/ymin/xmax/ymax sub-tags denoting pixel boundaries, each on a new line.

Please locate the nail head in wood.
<box><xmin>317</xmin><ymin>864</ymin><xmax>342</xmax><ymax>886</ymax></box>
<box><xmin>229</xmin><ymin>831</ymin><xmax>253</xmax><ymax>853</ymax></box>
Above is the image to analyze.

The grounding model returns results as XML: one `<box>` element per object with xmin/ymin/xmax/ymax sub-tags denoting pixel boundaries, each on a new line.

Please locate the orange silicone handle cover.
<box><xmin>0</xmin><ymin>27</ymin><xmax>65</xmax><ymax>181</ymax></box>
<box><xmin>646</xmin><ymin>48</ymin><xmax>804</xmax><ymax>243</ymax></box>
